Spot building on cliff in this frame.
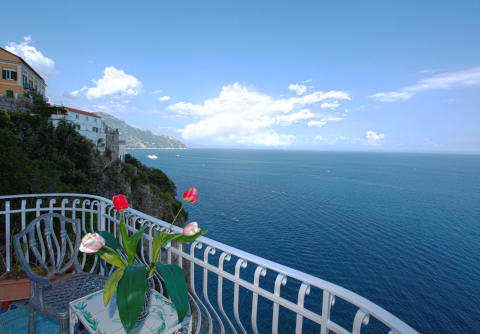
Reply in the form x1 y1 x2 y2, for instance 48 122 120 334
0 47 46 99
50 107 125 161
104 125 126 162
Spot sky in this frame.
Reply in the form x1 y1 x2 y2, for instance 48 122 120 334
2 1 479 152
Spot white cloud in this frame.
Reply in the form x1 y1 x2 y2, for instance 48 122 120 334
418 69 441 74
307 116 343 128
315 135 327 141
63 86 87 99
320 101 340 109
288 83 307 95
170 83 350 146
158 95 170 102
369 66 480 102
5 36 55 78
68 66 142 99
275 109 314 125
90 99 132 114
366 130 385 141
307 120 328 128
248 132 295 146
151 89 163 94
369 91 413 102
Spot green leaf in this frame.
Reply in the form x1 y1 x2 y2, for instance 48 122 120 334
152 232 182 263
97 230 123 253
97 248 127 268
118 213 131 255
175 230 207 243
117 264 147 334
103 267 124 306
126 226 147 264
156 263 188 322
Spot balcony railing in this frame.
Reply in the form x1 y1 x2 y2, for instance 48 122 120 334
0 194 418 334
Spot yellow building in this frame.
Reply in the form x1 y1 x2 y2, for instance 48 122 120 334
0 47 46 98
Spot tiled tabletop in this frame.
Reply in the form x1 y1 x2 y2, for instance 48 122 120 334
69 289 188 334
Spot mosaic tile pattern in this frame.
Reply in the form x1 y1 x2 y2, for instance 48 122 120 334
0 301 65 334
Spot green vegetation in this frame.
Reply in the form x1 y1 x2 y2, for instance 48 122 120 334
104 154 187 223
0 109 102 194
0 96 186 222
0 98 187 275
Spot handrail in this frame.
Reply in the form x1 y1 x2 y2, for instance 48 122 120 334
0 193 418 333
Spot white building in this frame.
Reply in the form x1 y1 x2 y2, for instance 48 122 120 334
50 107 125 160
50 107 106 152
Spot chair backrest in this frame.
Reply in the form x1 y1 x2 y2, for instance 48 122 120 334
13 213 82 285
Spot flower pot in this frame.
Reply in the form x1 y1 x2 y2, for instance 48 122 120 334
0 274 30 302
0 272 73 302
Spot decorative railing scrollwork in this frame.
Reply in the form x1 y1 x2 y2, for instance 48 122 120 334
0 193 418 334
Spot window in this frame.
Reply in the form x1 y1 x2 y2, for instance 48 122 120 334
75 114 79 119
23 75 28 88
111 135 115 141
29 80 33 89
6 90 14 98
92 127 98 133
86 116 89 120
2 69 17 81
111 146 115 151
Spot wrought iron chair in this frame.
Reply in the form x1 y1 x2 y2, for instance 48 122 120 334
13 213 108 334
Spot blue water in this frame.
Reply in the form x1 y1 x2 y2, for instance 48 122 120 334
130 149 480 333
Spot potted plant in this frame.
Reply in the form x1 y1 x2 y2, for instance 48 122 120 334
79 187 206 333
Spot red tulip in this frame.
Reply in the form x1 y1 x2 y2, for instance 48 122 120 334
112 194 129 211
182 187 198 203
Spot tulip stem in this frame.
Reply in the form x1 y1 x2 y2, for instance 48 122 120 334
168 203 184 233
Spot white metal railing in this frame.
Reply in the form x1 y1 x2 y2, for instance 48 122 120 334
0 193 418 334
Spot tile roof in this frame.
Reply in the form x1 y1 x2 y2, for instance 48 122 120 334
64 107 101 118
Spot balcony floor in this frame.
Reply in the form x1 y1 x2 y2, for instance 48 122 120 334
0 300 71 334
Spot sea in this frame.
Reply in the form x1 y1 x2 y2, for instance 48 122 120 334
129 149 480 333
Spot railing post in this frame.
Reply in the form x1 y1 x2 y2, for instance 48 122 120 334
321 290 334 334
295 283 310 334
21 200 28 262
48 198 56 213
272 274 287 334
99 200 106 231
35 199 42 217
5 201 10 273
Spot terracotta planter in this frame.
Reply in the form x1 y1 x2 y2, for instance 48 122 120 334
0 272 72 302
0 274 30 302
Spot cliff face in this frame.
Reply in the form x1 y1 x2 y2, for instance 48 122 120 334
102 157 187 225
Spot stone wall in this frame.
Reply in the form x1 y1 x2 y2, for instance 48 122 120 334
0 95 32 114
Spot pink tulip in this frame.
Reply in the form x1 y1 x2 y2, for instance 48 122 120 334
183 222 200 236
79 233 105 253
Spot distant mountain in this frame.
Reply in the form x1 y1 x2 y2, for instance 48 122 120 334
97 112 187 149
